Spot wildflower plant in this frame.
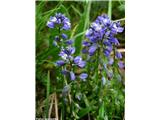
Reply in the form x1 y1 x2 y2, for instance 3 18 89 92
36 1 125 119
81 14 125 119
46 13 90 119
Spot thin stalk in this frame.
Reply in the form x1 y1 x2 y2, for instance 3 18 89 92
113 18 125 22
96 47 100 85
113 44 116 73
108 0 112 20
63 70 72 104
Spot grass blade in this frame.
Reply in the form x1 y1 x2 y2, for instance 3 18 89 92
108 0 112 19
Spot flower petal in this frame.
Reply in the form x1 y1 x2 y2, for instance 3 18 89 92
79 73 88 80
70 71 76 80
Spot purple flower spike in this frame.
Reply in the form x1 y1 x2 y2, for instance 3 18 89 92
47 13 71 30
74 56 82 64
88 44 97 56
78 61 86 68
79 73 88 80
61 33 68 39
56 60 65 66
116 51 122 59
70 71 76 80
118 61 124 69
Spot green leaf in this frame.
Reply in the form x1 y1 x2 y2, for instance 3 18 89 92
74 1 91 55
78 107 91 118
99 102 105 119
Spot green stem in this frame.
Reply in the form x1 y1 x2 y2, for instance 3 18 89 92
96 47 100 85
113 18 125 22
113 44 116 74
108 0 112 20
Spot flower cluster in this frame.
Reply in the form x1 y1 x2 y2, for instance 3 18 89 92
56 46 88 81
47 13 73 48
47 13 71 30
82 14 124 69
47 13 88 81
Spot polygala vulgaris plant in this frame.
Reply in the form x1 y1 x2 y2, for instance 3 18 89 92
46 12 125 119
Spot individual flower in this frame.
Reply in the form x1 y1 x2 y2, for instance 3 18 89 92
55 36 60 41
61 70 69 75
82 41 91 47
65 40 73 45
116 51 122 59
74 56 86 68
59 46 75 60
74 56 82 64
56 60 65 66
109 37 120 45
104 49 110 57
112 21 124 33
82 48 88 54
70 71 76 80
79 73 88 80
77 61 86 68
61 33 68 39
88 44 97 56
118 61 124 69
47 21 54 28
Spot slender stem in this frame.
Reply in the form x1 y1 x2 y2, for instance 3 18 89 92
108 0 112 20
96 46 100 85
113 18 125 22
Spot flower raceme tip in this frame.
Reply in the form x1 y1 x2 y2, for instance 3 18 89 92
47 13 71 30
